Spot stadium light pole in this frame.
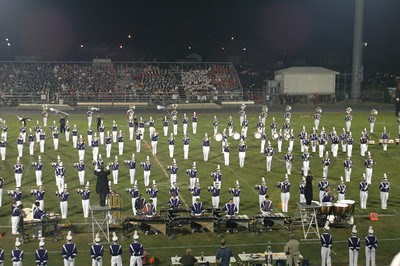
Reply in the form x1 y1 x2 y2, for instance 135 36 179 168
350 0 364 101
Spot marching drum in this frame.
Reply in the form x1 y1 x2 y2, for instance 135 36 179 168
233 132 240 140
368 140 375 145
254 132 261 139
214 133 223 142
388 139 394 144
272 133 278 139
319 202 333 215
339 200 355 215
333 203 348 217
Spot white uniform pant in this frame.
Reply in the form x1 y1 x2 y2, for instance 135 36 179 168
321 246 331 266
341 142 347 152
56 177 65 193
139 128 144 139
92 258 102 266
87 117 92 128
288 140 293 152
360 143 367 156
130 256 143 266
370 123 374 134
92 147 99 162
259 194 266 209
242 127 248 138
224 151 229 166
212 196 220 208
129 127 134 140
346 121 351 132
0 147 5 160
143 170 150 187
112 131 117 143
300 194 306 203
319 145 325 158
233 196 240 213
228 127 233 137
36 132 40 143
38 199 44 212
183 124 187 135
151 197 157 210
33 219 43 238
65 131 70 142
77 170 85 186
266 156 272 171
345 169 352 182
323 166 329 178
72 136 77 148
15 173 22 188
40 140 45 153
149 127 154 138
11 216 20 234
302 161 309 176
79 150 85 161
331 144 338 157
360 191 368 209
113 170 119 184
189 178 196 189
281 192 290 212
53 138 59 150
311 141 316 153
64 258 75 266
169 145 174 158
319 190 325 203
100 132 104 145
82 199 90 218
106 144 111 158
17 144 23 157
136 140 141 153
338 193 345 201
365 168 372 184
260 139 266 153
170 174 177 187
183 145 189 160
380 191 388 209
347 144 353 157
88 135 92 147
163 126 168 137
118 142 124 155
382 143 387 151
203 146 210 161
365 247 376 266
173 124 178 135
192 122 197 134
213 126 218 136
349 249 358 266
151 141 157 155
111 255 123 266
60 201 68 219
131 198 138 215
286 162 292 175
43 117 47 127
129 169 136 184
277 140 282 153
238 151 246 167
0 188 2 206
36 170 42 186
314 120 320 130
29 142 34 155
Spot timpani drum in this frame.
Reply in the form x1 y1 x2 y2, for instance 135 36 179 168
333 203 348 217
339 200 355 215
319 202 333 215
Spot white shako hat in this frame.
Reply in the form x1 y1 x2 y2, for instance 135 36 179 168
112 232 118 242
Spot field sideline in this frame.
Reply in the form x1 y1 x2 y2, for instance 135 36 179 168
0 103 399 265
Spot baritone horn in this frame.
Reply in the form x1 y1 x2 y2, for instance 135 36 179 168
286 105 292 112
346 107 352 114
371 109 378 116
316 107 322 113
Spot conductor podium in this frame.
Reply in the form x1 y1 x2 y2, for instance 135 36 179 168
292 202 320 240
90 205 111 242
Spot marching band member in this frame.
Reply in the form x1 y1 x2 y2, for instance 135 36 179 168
9 187 22 206
32 201 46 238
229 181 241 213
99 121 105 144
74 159 86 186
172 115 178 136
192 112 198 134
212 115 219 136
39 129 46 153
62 231 78 266
146 181 158 211
168 133 175 158
127 181 139 215
14 157 23 188
318 132 326 158
299 177 306 203
124 154 136 185
140 156 151 187
330 131 339 157
109 156 119 185
52 128 59 151
87 127 93 147
241 115 249 137
129 118 135 140
369 113 376 134
112 121 118 143
182 113 188 135
11 237 23 265
301 147 311 175
202 133 211 161
365 226 378 266
301 134 310 155
186 162 197 189
36 239 48 266
284 148 294 175
340 128 348 153
110 232 123 266
183 134 190 160
298 126 307 152
314 108 321 130
170 182 180 199
337 177 346 201
90 234 103 266
224 198 238 216
348 225 360 266
381 127 389 151
11 201 22 235
238 140 247 167
344 157 353 182
189 179 201 205
105 131 112 158
310 127 318 153
134 194 146 215
87 108 94 128
365 152 375 184
227 115 234 137
16 134 23 157
223 140 230 166
360 131 368 157
143 198 156 218
162 116 169 136
208 182 221 208
135 130 142 153
56 184 69 219
167 159 178 186
148 116 155 138
288 128 295 152
0 175 3 207
318 176 330 203
72 124 78 148
138 117 145 139
129 234 145 266
92 133 99 161
65 120 71 141
277 175 290 212
42 108 48 127
264 141 274 172
77 182 91 218
221 128 227 153
34 121 41 143
28 129 35 155
1 120 7 141
270 117 277 138
257 116 264 134
345 109 352 132
54 161 66 193
322 152 330 178
260 194 273 214
117 130 124 155
359 174 369 209
0 135 6 160
191 197 204 217
320 222 333 266
260 106 267 125
283 118 291 137
149 130 159 156
255 177 268 209
77 135 85 161
347 132 354 157
211 165 222 187
379 173 390 210
31 185 45 211
260 128 267 153
32 155 43 186
277 129 283 153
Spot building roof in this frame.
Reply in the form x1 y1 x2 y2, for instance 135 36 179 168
274 67 339 75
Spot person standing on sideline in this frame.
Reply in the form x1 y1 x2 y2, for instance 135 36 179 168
284 233 300 266
11 237 23 265
348 225 360 266
305 170 314 205
215 239 233 266
379 173 390 210
35 239 48 266
129 231 144 266
365 226 378 266
179 248 197 266
62 231 78 266
110 232 122 266
90 234 103 266
320 222 332 266
94 164 110 207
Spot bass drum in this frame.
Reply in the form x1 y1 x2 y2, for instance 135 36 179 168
254 132 261 139
214 133 222 142
233 132 240 140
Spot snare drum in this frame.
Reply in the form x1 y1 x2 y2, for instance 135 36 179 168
214 133 222 142
333 203 348 217
339 200 355 215
254 132 261 139
233 132 240 140
319 202 332 215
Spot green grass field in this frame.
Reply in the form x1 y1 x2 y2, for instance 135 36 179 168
0 104 400 265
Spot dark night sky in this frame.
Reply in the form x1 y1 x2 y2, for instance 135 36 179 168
0 0 399 75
